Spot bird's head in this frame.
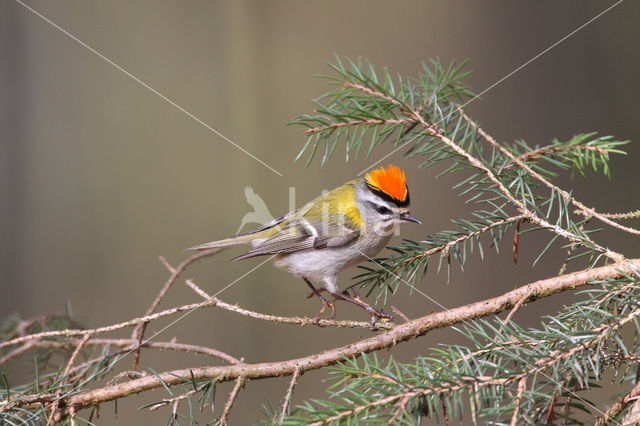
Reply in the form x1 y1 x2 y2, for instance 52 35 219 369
357 165 421 232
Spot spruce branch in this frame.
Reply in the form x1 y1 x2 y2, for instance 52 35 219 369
3 56 638 424
575 209 640 220
219 377 245 425
46 333 91 426
355 212 525 298
411 107 623 262
457 107 638 237
594 376 640 425
0 338 242 368
516 144 609 163
280 367 301 424
0 290 382 353
183 278 392 330
5 258 634 421
131 249 222 370
290 275 640 423
510 376 527 426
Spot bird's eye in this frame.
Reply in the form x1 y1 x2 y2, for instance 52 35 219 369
375 205 392 215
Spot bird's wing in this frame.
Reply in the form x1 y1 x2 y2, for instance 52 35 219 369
233 210 296 238
231 217 359 261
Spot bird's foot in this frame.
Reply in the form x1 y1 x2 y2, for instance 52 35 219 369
330 288 392 330
351 288 392 325
314 295 336 323
302 278 337 323
366 308 392 331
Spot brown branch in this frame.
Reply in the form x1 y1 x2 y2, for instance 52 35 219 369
0 341 41 366
47 333 92 425
0 301 216 350
0 338 241 368
148 388 198 412
4 313 81 341
219 377 245 425
391 215 526 274
515 144 609 162
594 379 640 426
504 295 527 325
304 117 412 134
575 208 640 220
457 106 640 238
510 377 527 426
341 81 404 107
440 393 450 426
131 250 221 370
184 279 393 330
621 399 640 425
311 392 409 426
562 384 578 426
1 298 376 353
407 106 624 262
388 394 411 424
30 257 639 420
0 284 387 357
280 367 301 424
316 338 623 426
390 305 410 323
558 218 589 276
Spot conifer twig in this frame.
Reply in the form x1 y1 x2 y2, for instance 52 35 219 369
515 144 608 162
280 367 301 424
219 377 245 425
184 279 393 330
131 249 221 370
47 333 92 425
575 209 640 220
594 379 640 426
397 104 624 262
456 105 640 238
0 301 216 350
510 377 527 426
304 117 412 134
1 294 382 355
0 338 241 367
24 257 639 420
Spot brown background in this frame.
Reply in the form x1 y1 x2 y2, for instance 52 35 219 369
1 1 640 424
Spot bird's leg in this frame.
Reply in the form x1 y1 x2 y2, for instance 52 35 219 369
350 287 362 300
328 290 392 330
303 278 336 321
306 287 327 299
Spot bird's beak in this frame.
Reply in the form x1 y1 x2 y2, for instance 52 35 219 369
399 212 422 224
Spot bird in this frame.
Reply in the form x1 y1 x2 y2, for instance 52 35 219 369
188 164 421 327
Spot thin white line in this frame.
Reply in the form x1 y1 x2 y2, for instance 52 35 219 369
13 0 283 177
357 250 618 424
358 0 624 176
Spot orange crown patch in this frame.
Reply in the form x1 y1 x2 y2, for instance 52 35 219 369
365 165 409 205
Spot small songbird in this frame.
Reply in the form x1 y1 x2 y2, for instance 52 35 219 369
188 164 421 327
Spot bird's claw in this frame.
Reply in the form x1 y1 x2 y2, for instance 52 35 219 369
366 306 392 331
314 297 336 323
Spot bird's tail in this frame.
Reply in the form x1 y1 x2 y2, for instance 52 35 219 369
186 233 257 252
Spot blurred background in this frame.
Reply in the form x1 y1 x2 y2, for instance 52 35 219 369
1 1 639 423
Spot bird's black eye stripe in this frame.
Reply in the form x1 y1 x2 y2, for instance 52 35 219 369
375 205 392 215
